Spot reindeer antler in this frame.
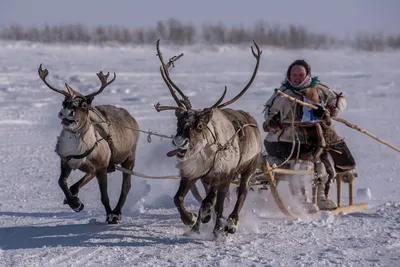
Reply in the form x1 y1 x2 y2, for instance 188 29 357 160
85 71 116 99
159 64 184 109
217 41 262 108
64 83 86 99
210 86 228 109
38 64 70 98
154 102 187 112
156 39 192 110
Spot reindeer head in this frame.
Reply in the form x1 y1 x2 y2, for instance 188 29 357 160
161 93 225 162
154 40 262 162
38 64 116 132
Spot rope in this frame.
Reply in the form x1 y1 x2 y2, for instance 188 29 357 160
89 107 174 142
273 104 298 169
115 165 180 179
195 123 259 179
217 123 259 151
263 104 299 175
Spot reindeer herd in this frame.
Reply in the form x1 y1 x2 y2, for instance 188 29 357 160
38 40 264 238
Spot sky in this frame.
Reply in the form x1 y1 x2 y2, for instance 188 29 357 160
0 0 399 38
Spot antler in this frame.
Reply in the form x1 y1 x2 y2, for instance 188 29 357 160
159 64 184 109
217 41 262 108
38 64 70 98
85 71 116 99
65 83 86 99
210 86 227 109
156 39 192 109
154 102 186 112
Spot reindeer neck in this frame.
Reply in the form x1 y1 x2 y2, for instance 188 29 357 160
56 117 100 159
72 116 93 138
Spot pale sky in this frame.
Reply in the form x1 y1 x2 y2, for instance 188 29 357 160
0 0 398 38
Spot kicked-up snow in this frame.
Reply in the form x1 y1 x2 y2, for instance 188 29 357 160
0 42 399 266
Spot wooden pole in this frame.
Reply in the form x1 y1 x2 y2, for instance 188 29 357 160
274 89 400 153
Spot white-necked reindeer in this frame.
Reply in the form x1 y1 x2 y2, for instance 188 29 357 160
154 41 263 237
38 65 139 224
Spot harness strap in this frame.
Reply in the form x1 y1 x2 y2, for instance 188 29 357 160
88 107 117 172
200 123 259 179
63 108 114 166
65 136 105 163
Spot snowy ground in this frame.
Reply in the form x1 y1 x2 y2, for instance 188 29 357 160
0 41 399 267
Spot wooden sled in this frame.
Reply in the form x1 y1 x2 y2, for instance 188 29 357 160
262 160 369 217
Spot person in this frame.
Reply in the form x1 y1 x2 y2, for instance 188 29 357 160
262 59 356 212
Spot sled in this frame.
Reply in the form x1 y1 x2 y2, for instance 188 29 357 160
246 157 369 217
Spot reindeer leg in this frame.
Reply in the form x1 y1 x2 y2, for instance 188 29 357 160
213 185 229 239
111 157 135 224
95 169 113 223
70 173 96 196
226 167 254 234
63 173 95 205
199 187 217 224
174 178 198 226
190 187 217 234
58 163 84 212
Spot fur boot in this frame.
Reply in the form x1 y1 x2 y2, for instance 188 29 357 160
315 156 337 210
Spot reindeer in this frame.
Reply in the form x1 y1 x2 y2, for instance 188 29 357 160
154 40 262 237
38 65 139 224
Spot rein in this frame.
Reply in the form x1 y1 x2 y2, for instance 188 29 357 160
199 122 259 179
265 96 300 170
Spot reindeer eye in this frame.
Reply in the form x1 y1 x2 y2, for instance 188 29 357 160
197 123 203 131
81 102 88 109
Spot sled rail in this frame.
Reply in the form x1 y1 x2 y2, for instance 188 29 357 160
260 160 368 217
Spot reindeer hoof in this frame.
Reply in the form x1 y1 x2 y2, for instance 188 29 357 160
63 194 77 205
225 217 239 234
67 197 84 212
106 214 121 224
303 202 320 214
200 206 212 224
202 215 211 224
73 203 84 212
181 212 197 226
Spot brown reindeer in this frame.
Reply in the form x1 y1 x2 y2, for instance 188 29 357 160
38 65 139 224
154 40 262 237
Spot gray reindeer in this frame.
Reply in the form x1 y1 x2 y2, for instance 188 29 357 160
154 41 263 237
38 65 139 224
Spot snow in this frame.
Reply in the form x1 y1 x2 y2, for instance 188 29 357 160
0 41 400 266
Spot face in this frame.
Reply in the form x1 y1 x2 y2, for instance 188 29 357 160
289 65 307 86
166 109 213 161
58 97 89 131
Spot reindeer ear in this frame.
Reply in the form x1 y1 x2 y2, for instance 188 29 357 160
199 108 213 125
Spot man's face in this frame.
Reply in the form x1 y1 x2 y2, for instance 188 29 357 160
289 65 307 85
